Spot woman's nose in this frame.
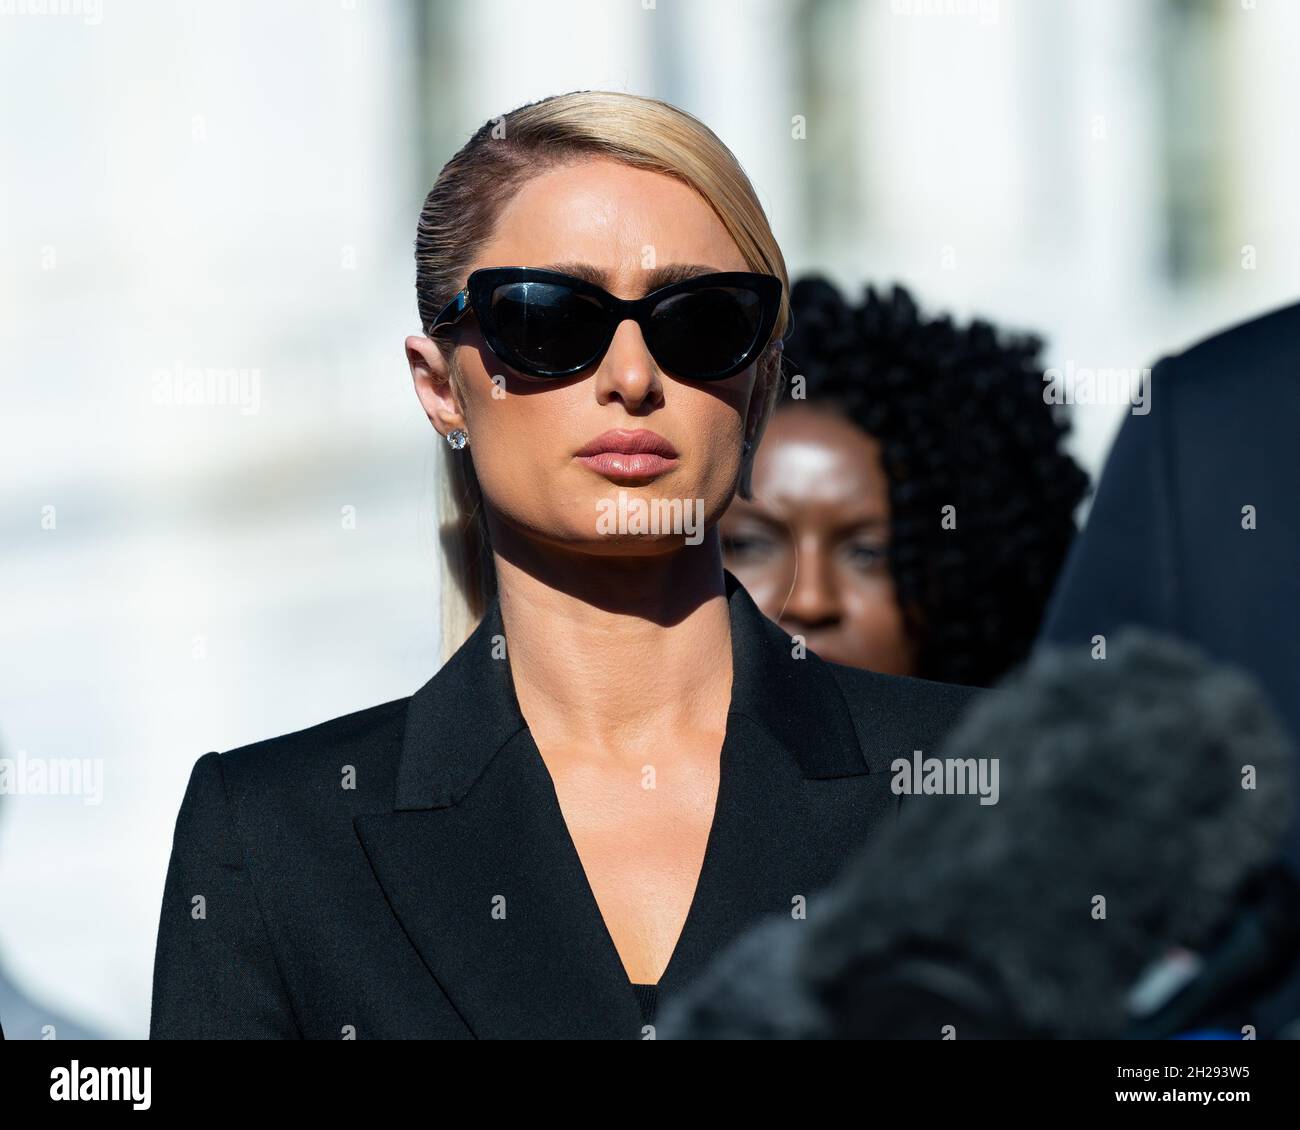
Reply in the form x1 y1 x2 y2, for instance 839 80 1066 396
781 546 842 628
594 320 662 410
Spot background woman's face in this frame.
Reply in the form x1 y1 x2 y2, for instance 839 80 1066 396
719 403 917 675
423 157 771 561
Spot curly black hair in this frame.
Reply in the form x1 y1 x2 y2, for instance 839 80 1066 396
781 277 1090 687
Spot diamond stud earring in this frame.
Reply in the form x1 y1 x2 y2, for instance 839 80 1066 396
742 439 753 457
446 429 469 450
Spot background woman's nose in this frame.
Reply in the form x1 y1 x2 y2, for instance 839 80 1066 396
780 546 842 629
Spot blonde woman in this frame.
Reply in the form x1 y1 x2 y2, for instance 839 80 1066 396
150 90 979 1040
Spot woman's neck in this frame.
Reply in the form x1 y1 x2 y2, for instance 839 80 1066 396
490 544 735 761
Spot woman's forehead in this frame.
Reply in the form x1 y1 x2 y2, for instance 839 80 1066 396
480 158 746 273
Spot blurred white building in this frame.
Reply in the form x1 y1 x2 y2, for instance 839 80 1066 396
1 0 1297 1037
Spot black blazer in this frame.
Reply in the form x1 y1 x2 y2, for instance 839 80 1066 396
1041 300 1300 857
150 570 977 1039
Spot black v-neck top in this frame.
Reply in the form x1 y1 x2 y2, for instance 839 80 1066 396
630 982 659 1026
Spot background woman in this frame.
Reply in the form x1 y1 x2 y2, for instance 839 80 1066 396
721 277 1090 687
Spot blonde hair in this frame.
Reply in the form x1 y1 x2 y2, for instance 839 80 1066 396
416 90 791 663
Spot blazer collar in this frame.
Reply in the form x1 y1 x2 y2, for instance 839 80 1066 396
394 568 867 812
355 569 877 1038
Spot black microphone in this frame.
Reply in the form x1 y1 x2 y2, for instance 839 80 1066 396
657 630 1297 1039
1123 861 1300 1039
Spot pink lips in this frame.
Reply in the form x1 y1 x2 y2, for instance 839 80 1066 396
575 428 680 480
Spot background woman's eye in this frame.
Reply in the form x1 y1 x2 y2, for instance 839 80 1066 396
844 541 890 571
722 532 777 562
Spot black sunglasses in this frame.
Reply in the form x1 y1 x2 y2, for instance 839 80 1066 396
429 267 783 382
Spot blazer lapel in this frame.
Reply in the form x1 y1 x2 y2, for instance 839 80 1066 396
354 570 878 1039
353 591 641 1039
651 571 889 1002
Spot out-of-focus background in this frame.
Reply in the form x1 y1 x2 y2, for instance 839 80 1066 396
1 0 1297 1039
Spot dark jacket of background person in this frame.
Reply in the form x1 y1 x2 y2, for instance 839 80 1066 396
149 570 977 1039
1040 300 1300 1036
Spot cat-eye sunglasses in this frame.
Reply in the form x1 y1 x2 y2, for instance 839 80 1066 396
429 266 784 383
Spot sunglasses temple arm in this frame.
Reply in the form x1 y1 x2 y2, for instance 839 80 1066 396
429 288 470 336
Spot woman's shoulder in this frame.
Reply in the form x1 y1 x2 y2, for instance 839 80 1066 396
188 695 412 818
822 659 982 749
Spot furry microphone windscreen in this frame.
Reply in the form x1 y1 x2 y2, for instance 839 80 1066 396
657 629 1296 1040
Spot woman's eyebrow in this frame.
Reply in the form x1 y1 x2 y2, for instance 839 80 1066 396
642 263 725 290
837 517 889 536
539 262 724 293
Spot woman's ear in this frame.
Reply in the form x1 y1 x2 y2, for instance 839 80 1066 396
406 335 466 439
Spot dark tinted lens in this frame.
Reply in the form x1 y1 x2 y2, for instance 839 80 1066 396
646 286 765 378
486 281 610 374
